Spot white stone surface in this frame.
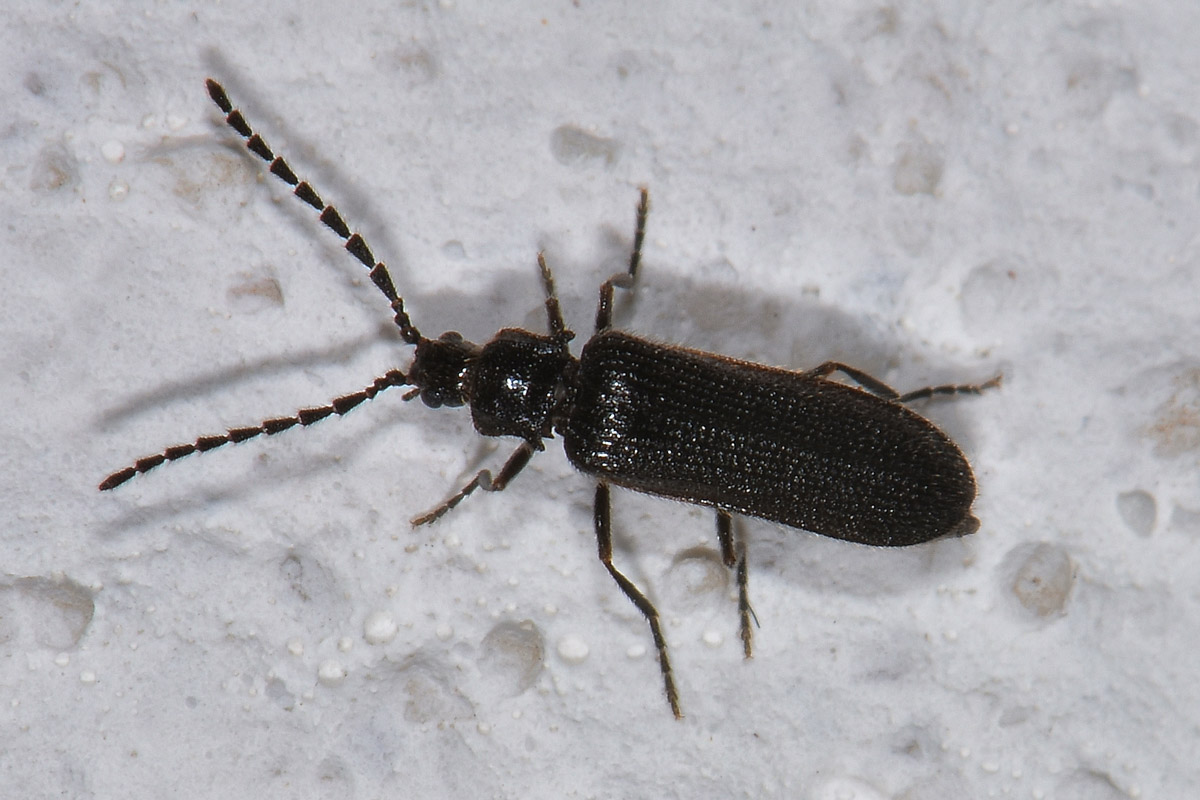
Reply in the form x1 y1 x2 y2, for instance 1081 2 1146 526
2 1 1198 797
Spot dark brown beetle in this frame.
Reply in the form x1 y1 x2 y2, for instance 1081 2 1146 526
102 79 998 717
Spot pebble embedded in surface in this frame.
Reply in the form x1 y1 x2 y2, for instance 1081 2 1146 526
809 776 886 800
0 575 95 650
1005 542 1075 617
664 547 729 613
317 660 347 686
1116 490 1156 537
363 611 399 645
550 124 621 166
480 620 545 696
556 634 589 665
892 142 944 196
100 140 125 163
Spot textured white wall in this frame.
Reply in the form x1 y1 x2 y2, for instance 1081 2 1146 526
3 2 1198 797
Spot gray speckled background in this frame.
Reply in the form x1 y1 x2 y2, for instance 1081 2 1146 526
3 2 1198 797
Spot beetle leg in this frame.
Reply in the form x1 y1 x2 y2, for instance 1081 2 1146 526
411 441 535 526
808 362 1002 405
737 536 759 654
805 362 901 399
595 481 681 719
897 374 1002 403
716 510 736 567
717 511 755 659
595 187 650 333
536 253 573 345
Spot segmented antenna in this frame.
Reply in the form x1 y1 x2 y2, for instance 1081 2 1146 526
204 78 422 346
100 80 428 492
99 371 409 490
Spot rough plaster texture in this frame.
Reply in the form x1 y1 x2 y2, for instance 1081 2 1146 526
3 2 1199 797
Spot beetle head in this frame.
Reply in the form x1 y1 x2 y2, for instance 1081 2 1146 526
408 331 481 408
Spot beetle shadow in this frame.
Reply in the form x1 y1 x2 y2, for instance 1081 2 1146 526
95 323 400 428
748 524 975 597
98 222 991 511
92 385 449 541
197 56 414 291
95 168 995 575
539 220 994 595
543 218 994 448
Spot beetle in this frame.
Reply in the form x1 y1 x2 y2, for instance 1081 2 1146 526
101 78 999 718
